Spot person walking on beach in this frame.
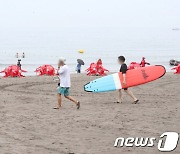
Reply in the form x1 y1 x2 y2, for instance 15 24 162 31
54 57 80 109
76 59 84 73
76 63 81 73
115 56 139 104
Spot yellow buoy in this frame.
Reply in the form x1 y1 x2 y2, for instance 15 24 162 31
78 49 85 53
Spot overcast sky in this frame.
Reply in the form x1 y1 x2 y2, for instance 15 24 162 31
0 0 180 28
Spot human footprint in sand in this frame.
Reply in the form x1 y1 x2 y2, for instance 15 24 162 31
115 56 139 104
54 57 80 109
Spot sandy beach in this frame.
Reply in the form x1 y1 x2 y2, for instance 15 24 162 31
0 73 179 154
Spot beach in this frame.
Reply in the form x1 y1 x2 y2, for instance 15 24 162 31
0 73 179 154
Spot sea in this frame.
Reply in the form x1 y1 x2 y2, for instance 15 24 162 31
0 27 179 76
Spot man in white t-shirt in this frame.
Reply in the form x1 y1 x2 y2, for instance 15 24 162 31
54 57 80 109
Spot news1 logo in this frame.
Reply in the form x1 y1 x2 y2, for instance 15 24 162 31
114 132 179 152
158 132 179 152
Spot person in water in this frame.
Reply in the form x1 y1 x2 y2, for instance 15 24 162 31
16 53 19 58
54 57 80 109
17 59 21 69
116 56 139 104
22 52 25 58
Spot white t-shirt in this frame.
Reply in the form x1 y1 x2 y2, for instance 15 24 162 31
58 65 71 87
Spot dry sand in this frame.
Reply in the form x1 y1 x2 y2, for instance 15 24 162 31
0 73 179 154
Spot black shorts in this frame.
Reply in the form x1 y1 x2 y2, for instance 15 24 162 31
123 88 128 90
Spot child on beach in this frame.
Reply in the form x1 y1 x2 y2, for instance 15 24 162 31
54 57 80 109
115 56 139 104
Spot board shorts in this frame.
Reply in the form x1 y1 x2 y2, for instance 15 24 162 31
58 87 70 96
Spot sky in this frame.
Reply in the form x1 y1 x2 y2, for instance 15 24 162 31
0 0 180 29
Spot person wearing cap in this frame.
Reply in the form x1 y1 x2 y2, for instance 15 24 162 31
54 57 80 109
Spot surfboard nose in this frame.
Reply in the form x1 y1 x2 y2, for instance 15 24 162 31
84 82 93 92
84 75 117 92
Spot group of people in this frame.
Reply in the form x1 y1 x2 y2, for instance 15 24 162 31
13 55 143 109
16 52 25 70
54 56 139 110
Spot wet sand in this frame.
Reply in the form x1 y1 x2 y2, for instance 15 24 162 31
0 73 179 154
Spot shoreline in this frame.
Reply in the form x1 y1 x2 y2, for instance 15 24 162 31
0 71 176 78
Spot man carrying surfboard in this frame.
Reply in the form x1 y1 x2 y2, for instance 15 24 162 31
54 57 80 109
116 56 139 104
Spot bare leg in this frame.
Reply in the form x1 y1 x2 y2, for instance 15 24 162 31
65 96 80 109
54 94 62 109
124 89 138 101
117 89 122 103
65 96 78 105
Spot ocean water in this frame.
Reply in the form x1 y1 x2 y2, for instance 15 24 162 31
0 27 179 76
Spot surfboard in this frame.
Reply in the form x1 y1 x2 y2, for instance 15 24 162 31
84 65 166 92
